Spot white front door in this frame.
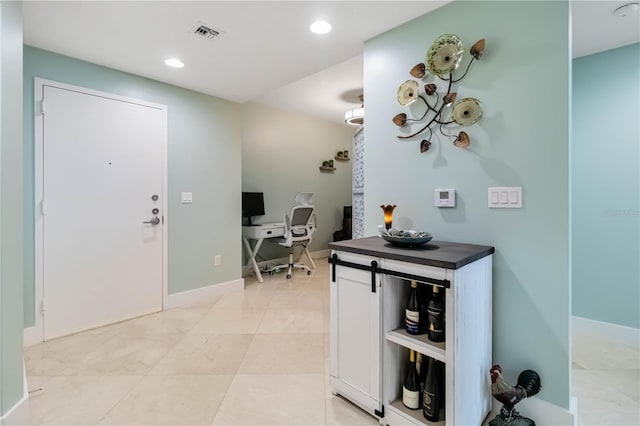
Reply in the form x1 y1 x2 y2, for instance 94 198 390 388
39 82 166 340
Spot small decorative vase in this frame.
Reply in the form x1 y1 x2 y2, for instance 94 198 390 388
380 204 397 230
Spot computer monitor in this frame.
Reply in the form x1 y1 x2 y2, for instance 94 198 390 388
242 192 265 225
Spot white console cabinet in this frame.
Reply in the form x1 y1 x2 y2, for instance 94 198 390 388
328 237 494 426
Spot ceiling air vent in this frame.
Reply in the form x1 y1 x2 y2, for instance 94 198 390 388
191 22 225 40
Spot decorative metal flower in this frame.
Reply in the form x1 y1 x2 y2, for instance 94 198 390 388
454 131 471 148
443 92 457 106
397 80 419 106
470 39 486 59
420 140 432 153
392 113 407 127
392 34 486 154
451 98 483 126
410 63 426 78
426 34 463 77
424 84 437 96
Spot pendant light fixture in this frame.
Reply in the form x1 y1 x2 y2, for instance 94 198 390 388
345 94 364 126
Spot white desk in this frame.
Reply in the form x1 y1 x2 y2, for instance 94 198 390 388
242 222 285 283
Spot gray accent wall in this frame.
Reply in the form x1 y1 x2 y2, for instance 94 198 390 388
364 1 571 408
1 0 25 416
572 43 640 329
241 102 353 262
23 46 241 328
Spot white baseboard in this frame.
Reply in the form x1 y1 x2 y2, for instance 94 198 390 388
483 396 576 426
23 325 43 348
166 278 244 309
573 315 640 348
311 249 330 259
0 362 30 426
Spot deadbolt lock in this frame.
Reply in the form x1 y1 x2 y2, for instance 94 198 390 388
151 194 159 201
152 208 159 215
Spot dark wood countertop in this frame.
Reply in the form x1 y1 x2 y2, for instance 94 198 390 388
328 236 494 270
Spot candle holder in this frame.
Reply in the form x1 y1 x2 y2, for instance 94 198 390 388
380 204 397 230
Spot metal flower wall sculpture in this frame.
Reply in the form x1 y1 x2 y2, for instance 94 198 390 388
393 34 486 153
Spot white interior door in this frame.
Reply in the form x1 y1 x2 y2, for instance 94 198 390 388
41 83 165 340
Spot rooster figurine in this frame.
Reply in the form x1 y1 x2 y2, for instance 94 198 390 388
489 364 541 426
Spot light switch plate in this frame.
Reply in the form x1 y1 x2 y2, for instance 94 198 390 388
181 192 193 204
488 187 522 208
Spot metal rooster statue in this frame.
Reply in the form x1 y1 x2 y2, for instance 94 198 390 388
489 364 541 426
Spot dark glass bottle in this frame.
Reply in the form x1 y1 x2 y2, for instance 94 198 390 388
422 356 441 421
427 285 445 342
405 281 420 335
402 349 421 410
417 282 428 334
438 361 446 412
417 352 427 405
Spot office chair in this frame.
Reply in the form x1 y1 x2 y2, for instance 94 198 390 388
269 202 317 279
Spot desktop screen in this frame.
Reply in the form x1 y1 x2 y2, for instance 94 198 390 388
242 192 265 225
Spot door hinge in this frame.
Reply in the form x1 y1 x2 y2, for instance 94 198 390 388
40 299 45 316
41 200 46 215
41 100 45 115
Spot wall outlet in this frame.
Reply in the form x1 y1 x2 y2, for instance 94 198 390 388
214 255 221 266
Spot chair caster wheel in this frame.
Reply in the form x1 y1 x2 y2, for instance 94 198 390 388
307 271 311 275
286 274 292 279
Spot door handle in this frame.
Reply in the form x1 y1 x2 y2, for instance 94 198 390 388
143 216 160 225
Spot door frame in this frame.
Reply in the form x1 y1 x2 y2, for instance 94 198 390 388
33 77 169 343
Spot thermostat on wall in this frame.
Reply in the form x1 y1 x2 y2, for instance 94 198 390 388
434 189 456 207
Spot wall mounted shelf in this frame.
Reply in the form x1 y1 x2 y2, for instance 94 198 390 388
335 150 349 161
319 166 336 172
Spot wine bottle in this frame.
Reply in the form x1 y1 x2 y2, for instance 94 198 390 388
423 356 441 421
438 361 446 412
427 285 445 342
417 352 427 405
418 282 428 334
405 281 420 335
402 350 421 410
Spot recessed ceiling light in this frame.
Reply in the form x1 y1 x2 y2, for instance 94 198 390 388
310 20 332 35
164 58 184 68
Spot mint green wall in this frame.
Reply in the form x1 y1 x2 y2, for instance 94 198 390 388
241 102 352 261
1 1 25 415
364 1 570 408
23 47 241 327
572 43 640 329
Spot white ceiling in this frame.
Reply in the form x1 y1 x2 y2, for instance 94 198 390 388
572 1 640 58
22 1 639 125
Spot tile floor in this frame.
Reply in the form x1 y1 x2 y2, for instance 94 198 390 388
25 260 639 425
572 334 639 425
25 260 377 426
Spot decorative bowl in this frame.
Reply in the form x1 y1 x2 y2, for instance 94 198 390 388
381 229 433 247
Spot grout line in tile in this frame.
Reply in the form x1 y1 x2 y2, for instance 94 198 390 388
95 374 146 425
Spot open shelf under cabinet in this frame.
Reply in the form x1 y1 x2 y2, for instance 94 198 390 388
387 400 445 426
385 328 446 363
